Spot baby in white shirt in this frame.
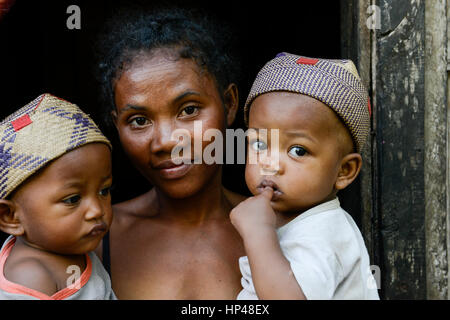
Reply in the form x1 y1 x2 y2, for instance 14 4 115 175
230 53 380 300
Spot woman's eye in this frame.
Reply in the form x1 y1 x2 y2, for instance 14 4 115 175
62 195 81 205
129 116 150 127
288 146 307 157
179 106 199 117
251 140 267 152
99 186 111 197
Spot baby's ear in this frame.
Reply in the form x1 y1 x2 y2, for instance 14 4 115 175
0 200 24 236
335 153 363 190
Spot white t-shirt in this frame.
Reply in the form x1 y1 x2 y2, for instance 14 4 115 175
237 198 380 300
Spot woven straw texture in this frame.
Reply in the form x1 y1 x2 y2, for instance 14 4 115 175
0 93 111 199
244 52 371 152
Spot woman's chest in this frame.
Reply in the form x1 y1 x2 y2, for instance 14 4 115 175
110 221 245 299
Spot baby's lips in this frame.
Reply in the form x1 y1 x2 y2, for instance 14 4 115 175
256 185 282 202
257 179 281 192
257 186 274 196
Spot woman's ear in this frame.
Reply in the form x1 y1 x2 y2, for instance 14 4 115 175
223 83 239 126
335 153 363 190
0 200 24 236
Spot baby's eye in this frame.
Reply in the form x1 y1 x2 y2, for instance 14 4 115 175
129 116 150 127
99 186 111 197
179 106 199 117
62 195 81 205
288 146 307 158
251 140 268 152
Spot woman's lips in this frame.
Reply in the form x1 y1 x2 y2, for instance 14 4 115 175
257 179 283 201
153 159 193 180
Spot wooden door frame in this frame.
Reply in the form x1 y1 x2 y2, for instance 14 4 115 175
341 0 449 300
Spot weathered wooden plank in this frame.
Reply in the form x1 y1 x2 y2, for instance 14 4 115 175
424 0 448 300
376 0 426 299
340 1 381 295
340 0 378 267
356 0 378 274
446 0 450 301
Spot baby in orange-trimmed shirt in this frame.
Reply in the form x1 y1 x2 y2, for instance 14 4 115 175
0 94 116 299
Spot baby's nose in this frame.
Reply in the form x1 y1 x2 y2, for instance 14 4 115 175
259 153 281 176
85 198 105 220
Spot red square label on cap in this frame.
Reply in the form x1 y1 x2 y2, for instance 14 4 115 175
296 57 319 65
11 114 32 131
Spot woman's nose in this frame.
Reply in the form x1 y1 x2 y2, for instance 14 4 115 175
149 121 178 154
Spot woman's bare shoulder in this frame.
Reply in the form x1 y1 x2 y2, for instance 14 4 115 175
112 189 158 218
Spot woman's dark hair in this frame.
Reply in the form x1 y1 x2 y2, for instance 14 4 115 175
95 5 240 127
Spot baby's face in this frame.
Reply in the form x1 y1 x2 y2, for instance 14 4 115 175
246 92 352 214
12 143 113 255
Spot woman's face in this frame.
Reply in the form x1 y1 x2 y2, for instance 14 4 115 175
113 50 237 198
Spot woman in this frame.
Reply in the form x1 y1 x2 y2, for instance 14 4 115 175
95 7 247 299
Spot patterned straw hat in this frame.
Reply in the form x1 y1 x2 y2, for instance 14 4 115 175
0 93 111 199
244 52 371 152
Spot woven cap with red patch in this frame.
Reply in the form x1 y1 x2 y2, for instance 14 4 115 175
244 52 371 152
0 94 111 199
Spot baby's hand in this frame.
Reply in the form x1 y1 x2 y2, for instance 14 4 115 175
230 187 276 239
